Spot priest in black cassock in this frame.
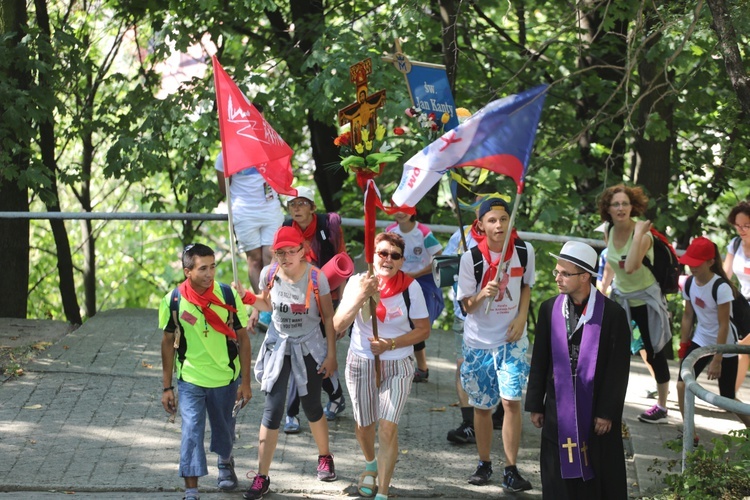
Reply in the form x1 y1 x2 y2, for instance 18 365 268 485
526 241 630 500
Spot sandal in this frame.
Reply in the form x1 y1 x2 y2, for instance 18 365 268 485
358 469 377 497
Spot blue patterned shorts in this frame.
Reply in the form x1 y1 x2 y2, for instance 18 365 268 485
460 337 530 409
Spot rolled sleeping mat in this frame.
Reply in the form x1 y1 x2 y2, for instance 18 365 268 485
321 253 355 290
432 255 461 288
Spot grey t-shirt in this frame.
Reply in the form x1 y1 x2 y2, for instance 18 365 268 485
260 263 330 338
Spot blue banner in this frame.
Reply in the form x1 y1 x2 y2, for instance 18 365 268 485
405 64 459 132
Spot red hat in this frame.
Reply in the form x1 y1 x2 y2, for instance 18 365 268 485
272 226 304 250
678 236 717 267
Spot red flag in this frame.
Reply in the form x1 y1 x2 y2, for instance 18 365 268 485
213 56 296 196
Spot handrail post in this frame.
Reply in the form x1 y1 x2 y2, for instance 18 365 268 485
681 385 695 472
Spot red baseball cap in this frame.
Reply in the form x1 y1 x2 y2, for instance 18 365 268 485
678 236 717 267
272 226 304 250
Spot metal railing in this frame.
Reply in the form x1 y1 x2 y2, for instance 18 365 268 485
679 343 750 471
0 212 606 247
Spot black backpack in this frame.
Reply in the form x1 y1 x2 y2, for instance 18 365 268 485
642 228 682 295
685 276 750 341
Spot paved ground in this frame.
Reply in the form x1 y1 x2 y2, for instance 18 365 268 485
1 309 748 499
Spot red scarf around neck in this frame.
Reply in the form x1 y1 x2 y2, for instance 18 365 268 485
470 220 486 245
376 271 414 322
178 279 237 339
292 213 318 262
478 229 518 288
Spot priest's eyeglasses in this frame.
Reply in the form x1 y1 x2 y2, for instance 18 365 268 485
552 269 586 279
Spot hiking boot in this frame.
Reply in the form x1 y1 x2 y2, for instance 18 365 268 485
502 467 532 492
243 474 270 500
468 460 492 485
324 396 346 421
447 421 476 444
283 415 300 434
317 454 337 481
638 404 668 424
413 367 429 383
217 458 238 491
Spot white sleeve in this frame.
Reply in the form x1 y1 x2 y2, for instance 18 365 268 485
406 281 429 319
716 281 734 305
456 251 479 301
523 242 536 287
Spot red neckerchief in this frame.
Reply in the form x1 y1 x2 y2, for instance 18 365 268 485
470 220 486 245
478 229 518 288
293 214 318 262
178 279 237 339
376 271 414 322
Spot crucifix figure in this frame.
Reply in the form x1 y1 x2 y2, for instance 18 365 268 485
562 437 578 463
338 57 386 146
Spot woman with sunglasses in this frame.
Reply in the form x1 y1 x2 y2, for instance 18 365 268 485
333 232 431 500
722 201 750 393
240 225 338 500
598 184 672 425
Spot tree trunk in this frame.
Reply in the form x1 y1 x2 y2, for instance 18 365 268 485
633 13 675 216
0 0 31 318
35 0 82 324
438 0 458 93
706 0 750 116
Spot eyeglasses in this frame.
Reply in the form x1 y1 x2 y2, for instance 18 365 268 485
609 202 631 209
376 250 403 260
275 247 302 258
288 200 311 208
734 224 750 232
552 269 587 278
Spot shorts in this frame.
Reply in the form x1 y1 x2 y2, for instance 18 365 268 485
233 210 284 253
460 337 530 409
345 351 413 426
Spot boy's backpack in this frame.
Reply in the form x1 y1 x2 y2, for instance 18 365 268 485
685 276 750 341
169 282 238 350
642 228 682 295
458 238 528 316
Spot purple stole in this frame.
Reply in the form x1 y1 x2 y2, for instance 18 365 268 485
550 291 604 480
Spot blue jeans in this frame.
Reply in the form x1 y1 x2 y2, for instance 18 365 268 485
177 378 239 478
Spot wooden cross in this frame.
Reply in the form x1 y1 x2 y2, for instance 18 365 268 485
562 437 578 463
580 441 589 466
338 57 386 147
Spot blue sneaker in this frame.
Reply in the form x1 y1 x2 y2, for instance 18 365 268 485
284 415 300 434
324 396 346 421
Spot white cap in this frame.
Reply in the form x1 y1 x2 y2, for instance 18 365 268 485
549 241 598 275
289 186 315 206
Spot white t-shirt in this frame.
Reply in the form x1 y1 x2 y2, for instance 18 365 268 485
456 242 536 349
260 264 330 338
683 274 737 355
728 237 750 299
386 222 442 274
215 152 281 216
346 275 428 360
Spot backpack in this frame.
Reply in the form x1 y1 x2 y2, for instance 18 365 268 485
266 262 325 323
458 238 529 315
685 276 750 341
731 236 741 255
642 228 682 295
169 282 239 356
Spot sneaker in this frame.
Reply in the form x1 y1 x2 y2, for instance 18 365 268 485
183 494 199 500
243 474 270 500
447 421 476 444
284 415 300 434
317 454 337 482
468 460 492 485
324 396 346 421
502 467 532 492
413 367 429 383
676 430 700 448
638 404 668 424
644 388 658 399
217 458 238 490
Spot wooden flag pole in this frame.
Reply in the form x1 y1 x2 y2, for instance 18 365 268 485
367 263 381 388
484 193 523 314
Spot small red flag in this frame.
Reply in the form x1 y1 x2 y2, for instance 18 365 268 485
212 56 296 196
